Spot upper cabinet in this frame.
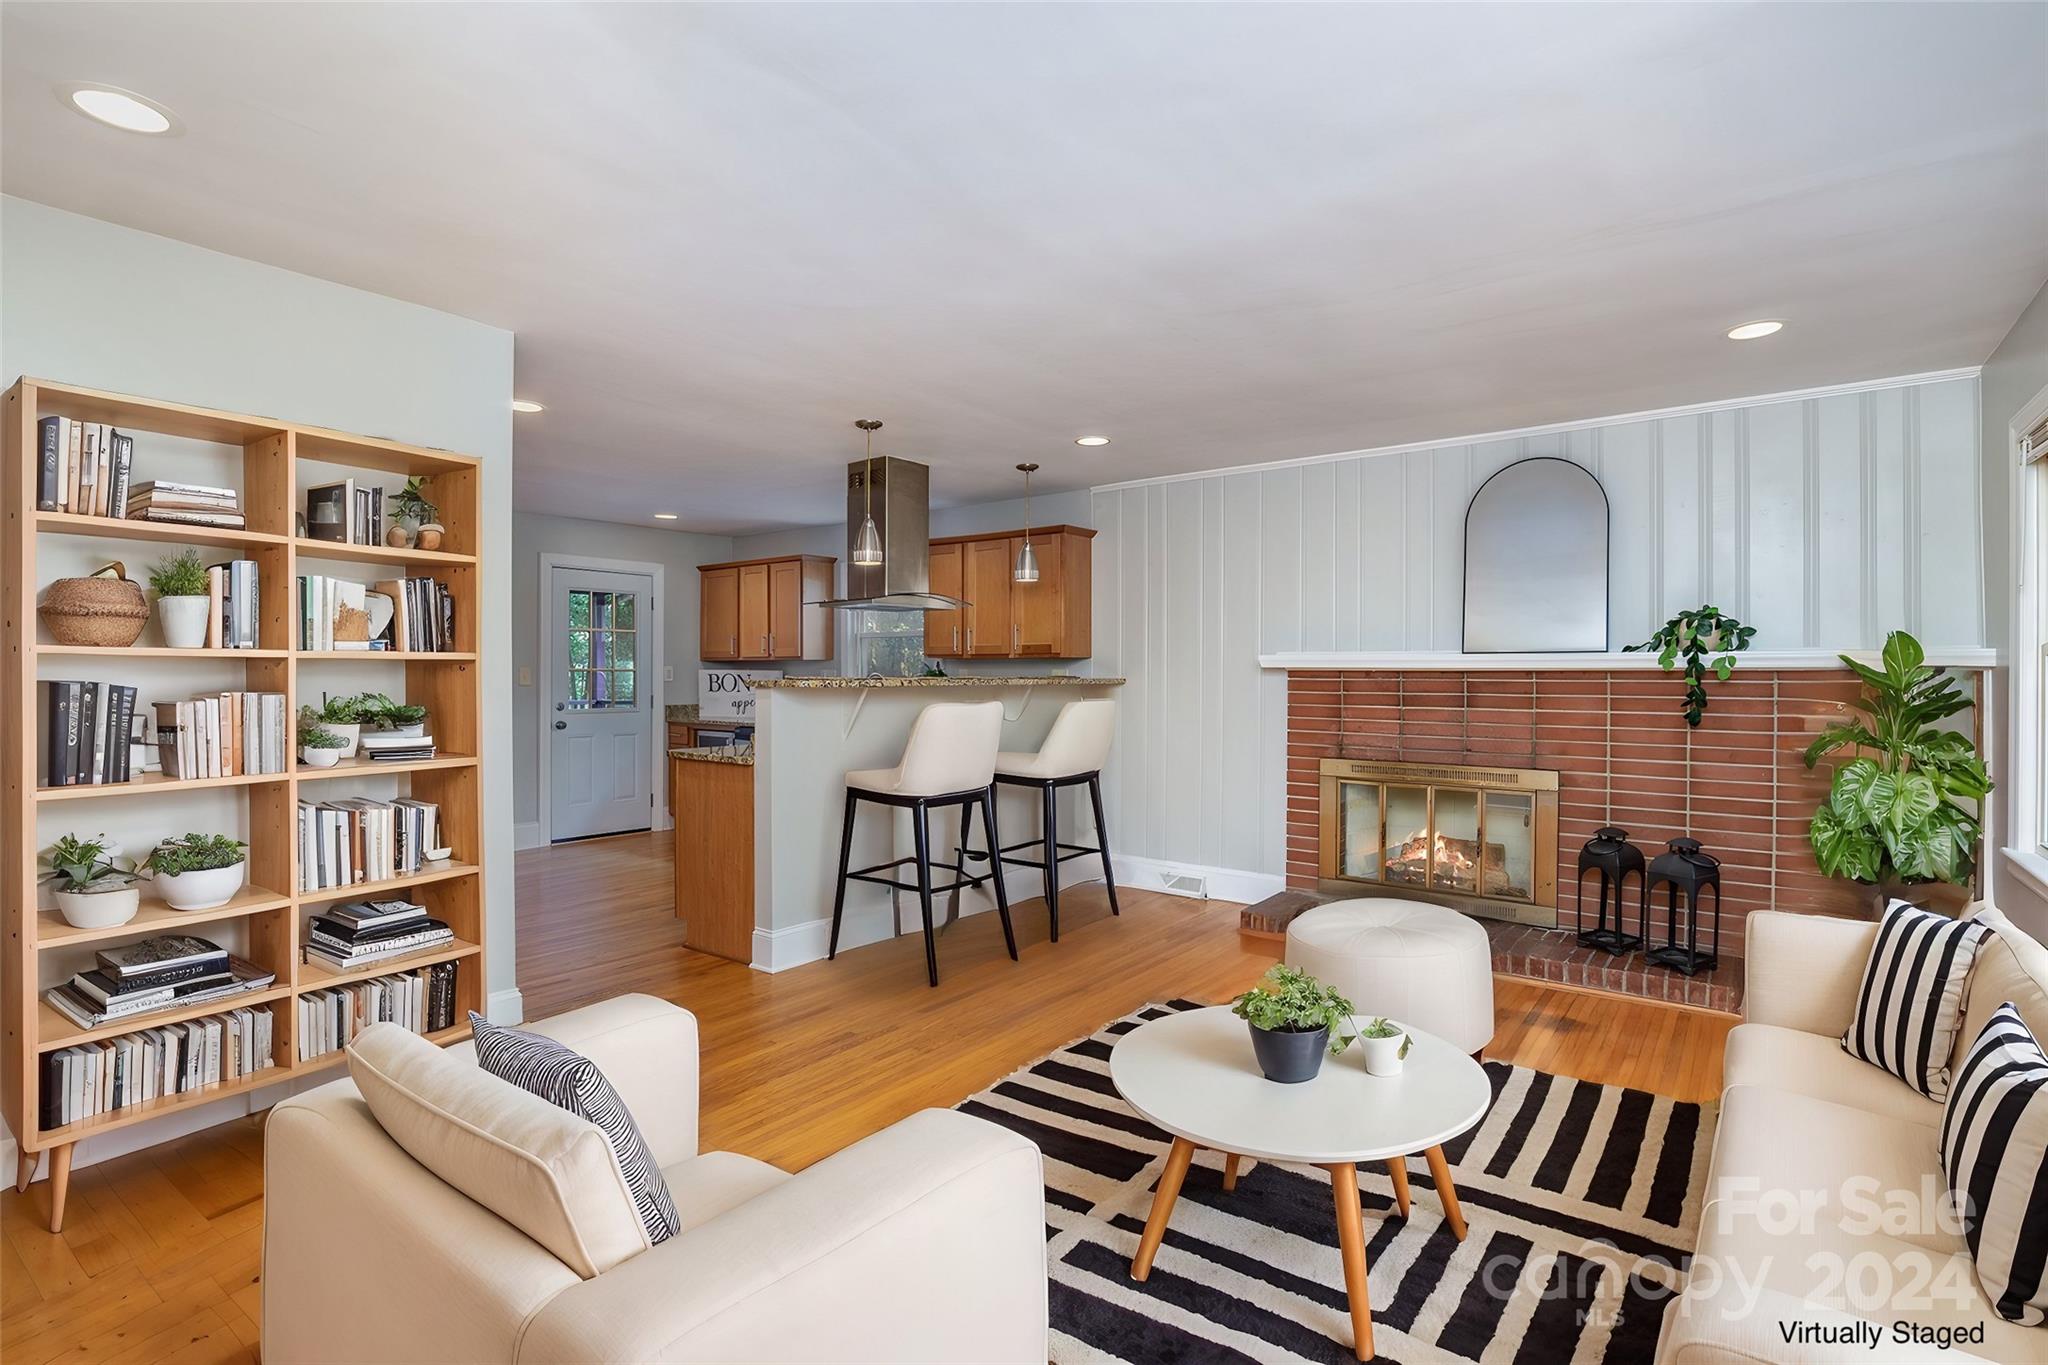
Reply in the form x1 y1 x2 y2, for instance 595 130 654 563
699 555 835 662
925 526 1093 660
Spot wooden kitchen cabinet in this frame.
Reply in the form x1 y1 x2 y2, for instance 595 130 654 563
698 554 836 662
924 525 1093 660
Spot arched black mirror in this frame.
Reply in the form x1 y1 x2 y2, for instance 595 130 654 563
1463 457 1608 652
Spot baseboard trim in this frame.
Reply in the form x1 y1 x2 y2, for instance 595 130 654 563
1112 854 1284 905
486 987 526 1025
750 888 1019 973
513 822 545 851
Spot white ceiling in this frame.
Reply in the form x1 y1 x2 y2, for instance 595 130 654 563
4 3 2045 534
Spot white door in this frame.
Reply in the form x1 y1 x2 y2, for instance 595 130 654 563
550 567 653 841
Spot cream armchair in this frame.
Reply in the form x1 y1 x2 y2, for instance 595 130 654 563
262 994 1049 1363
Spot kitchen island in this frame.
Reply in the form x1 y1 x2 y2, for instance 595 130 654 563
747 675 1125 970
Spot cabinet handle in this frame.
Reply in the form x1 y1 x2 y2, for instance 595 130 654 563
953 625 960 651
730 635 737 654
966 626 973 651
768 633 776 655
1013 623 1020 651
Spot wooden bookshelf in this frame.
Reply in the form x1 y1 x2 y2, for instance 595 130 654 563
3 376 489 1232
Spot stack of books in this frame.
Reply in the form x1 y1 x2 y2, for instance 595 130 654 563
126 479 245 529
359 731 436 763
296 797 440 891
297 574 382 651
298 961 459 1060
39 680 140 786
203 559 262 649
376 576 456 652
43 935 277 1031
304 478 386 547
303 899 453 972
39 1003 274 1128
34 418 135 518
154 693 289 779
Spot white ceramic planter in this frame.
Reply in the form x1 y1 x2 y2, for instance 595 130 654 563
319 723 362 757
1361 1030 1409 1078
158 595 210 649
54 883 140 930
300 746 343 768
156 862 245 911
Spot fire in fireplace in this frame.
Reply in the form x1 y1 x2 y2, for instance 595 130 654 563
1318 758 1560 925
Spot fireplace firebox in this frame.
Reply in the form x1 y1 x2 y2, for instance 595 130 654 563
1317 758 1560 926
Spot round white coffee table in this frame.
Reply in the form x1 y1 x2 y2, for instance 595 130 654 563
1110 1006 1492 1362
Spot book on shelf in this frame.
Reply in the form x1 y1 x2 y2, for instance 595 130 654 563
296 574 379 650
39 680 139 787
304 910 454 971
35 418 133 518
372 576 457 652
126 478 245 528
297 961 458 1061
153 692 288 779
38 1004 273 1131
99 934 229 979
296 797 440 891
44 952 275 1031
197 559 262 649
358 731 437 763
304 479 386 548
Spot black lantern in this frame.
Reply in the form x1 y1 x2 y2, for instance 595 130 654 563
1575 826 1645 954
1644 838 1721 975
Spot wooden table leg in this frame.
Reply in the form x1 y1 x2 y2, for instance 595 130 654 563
1384 1157 1410 1217
1423 1144 1466 1241
46 1143 73 1234
1222 1152 1242 1192
1132 1137 1196 1281
15 1148 35 1193
1327 1163 1375 1362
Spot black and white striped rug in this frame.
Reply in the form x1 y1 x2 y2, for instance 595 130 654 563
957 1001 1717 1364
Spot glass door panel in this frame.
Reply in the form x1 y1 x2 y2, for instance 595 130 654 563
1432 788 1480 894
1339 783 1382 881
1384 786 1429 888
1482 791 1535 901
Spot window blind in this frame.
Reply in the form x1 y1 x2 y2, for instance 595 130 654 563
2025 412 2048 464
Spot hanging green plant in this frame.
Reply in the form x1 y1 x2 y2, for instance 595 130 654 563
1624 604 1756 726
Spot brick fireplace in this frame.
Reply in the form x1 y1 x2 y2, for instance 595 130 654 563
1284 667 1894 967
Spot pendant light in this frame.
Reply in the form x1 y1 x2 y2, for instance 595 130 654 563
1014 462 1041 583
852 419 884 567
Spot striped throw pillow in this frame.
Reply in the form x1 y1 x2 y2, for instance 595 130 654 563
470 1014 682 1247
1842 900 1991 1099
1940 1002 2048 1324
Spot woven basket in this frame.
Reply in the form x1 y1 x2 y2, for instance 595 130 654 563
39 562 149 648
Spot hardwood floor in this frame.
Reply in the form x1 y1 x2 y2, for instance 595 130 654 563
1 830 1734 1361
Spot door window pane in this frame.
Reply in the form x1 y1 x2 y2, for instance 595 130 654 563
562 587 642 710
568 591 591 628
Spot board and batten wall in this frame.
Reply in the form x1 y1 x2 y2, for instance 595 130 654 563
1088 370 1986 891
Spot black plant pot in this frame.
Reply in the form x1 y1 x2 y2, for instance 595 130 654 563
1248 1021 1329 1084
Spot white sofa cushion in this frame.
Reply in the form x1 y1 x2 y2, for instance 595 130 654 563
1955 907 2048 1077
1940 1003 2048 1325
347 1022 650 1279
661 1150 789 1234
1724 1023 1942 1128
1843 900 1993 1100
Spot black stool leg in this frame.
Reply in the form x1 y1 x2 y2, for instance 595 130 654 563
982 790 1017 960
1041 780 1062 943
1088 774 1120 916
913 799 939 987
828 790 858 961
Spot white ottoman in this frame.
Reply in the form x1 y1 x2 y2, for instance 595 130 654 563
1284 899 1495 1057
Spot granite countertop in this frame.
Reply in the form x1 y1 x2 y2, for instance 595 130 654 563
669 745 754 766
749 675 1125 690
665 703 701 723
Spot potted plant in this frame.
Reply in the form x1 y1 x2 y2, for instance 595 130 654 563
301 694 377 756
391 476 442 551
144 833 248 911
366 693 428 738
1625 604 1756 727
1805 630 1990 915
1357 1017 1413 1077
1230 964 1356 1084
148 548 212 649
42 834 140 930
299 715 351 768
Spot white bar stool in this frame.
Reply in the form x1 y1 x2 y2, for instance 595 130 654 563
829 700 1015 987
968 697 1118 942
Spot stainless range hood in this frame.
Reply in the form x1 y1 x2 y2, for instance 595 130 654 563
815 454 970 612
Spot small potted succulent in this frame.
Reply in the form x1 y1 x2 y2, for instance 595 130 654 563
144 833 248 911
42 834 140 929
1357 1017 1413 1077
299 714 351 768
391 476 442 551
367 693 428 738
300 694 377 756
149 547 212 649
1230 964 1356 1084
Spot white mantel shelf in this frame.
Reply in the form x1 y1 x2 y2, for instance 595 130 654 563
1259 649 2002 672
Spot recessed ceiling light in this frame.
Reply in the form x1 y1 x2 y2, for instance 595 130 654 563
1075 436 1111 447
1726 320 1785 341
654 513 678 520
60 84 178 135
511 399 545 413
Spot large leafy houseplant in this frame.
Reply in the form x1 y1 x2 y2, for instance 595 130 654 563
1625 604 1756 726
1804 631 1990 887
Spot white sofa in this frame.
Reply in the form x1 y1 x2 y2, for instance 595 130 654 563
262 994 1049 1362
1656 907 2048 1364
